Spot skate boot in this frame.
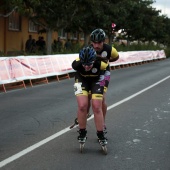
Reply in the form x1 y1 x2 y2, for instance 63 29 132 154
97 131 108 155
77 129 87 153
97 126 107 140
103 125 107 135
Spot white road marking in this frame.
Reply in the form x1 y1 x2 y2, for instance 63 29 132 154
0 75 170 168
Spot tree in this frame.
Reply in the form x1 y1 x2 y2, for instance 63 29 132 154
2 0 170 53
4 0 80 54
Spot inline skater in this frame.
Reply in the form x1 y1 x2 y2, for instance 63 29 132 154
71 29 119 134
72 46 108 153
90 28 119 131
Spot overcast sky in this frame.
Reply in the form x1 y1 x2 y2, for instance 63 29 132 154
152 0 170 17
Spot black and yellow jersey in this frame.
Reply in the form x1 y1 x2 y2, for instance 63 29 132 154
95 43 118 60
92 43 119 71
72 58 108 77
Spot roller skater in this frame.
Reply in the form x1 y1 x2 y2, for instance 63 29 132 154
72 46 108 154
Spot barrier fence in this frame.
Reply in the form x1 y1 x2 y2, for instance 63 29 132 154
0 50 166 92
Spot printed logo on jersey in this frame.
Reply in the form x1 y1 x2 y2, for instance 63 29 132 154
101 51 107 57
92 68 97 73
97 88 101 92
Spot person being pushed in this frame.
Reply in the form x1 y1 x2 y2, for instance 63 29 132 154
72 46 108 146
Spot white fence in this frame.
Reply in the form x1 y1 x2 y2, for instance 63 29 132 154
0 50 166 85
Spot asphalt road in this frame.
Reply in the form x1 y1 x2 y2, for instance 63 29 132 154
0 59 170 170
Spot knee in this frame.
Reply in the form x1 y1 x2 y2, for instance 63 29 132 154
78 104 88 112
92 104 102 114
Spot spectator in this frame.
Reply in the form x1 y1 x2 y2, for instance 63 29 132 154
31 39 37 53
36 36 46 53
52 39 57 52
25 35 33 53
64 39 72 50
56 37 62 52
40 36 46 51
36 36 41 51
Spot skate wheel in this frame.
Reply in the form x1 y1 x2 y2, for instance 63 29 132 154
101 145 107 155
80 143 85 153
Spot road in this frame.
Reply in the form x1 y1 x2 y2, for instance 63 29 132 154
0 59 170 170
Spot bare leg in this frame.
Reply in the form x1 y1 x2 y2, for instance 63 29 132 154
87 94 92 115
102 92 107 122
92 99 104 131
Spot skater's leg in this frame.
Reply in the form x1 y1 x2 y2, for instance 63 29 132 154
102 92 107 124
72 93 91 127
92 98 104 131
76 95 88 129
87 93 92 117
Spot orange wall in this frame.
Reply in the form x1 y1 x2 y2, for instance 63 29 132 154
0 16 47 54
0 15 85 55
5 16 46 52
0 17 5 52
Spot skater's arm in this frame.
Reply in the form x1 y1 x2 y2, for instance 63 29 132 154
109 47 119 62
72 58 82 70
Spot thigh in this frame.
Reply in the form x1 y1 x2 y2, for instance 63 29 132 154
74 73 90 96
91 75 105 100
76 95 89 107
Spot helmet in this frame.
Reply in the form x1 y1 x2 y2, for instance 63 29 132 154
79 46 96 65
90 28 106 42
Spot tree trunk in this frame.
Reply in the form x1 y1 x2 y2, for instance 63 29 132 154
84 32 90 46
46 29 52 54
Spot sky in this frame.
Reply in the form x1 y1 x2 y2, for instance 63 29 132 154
152 0 170 18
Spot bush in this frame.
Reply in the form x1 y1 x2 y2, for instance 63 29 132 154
113 43 169 58
164 47 170 58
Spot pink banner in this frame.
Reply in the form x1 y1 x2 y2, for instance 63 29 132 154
0 58 11 84
0 50 166 85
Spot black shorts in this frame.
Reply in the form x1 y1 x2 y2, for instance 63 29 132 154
74 73 105 100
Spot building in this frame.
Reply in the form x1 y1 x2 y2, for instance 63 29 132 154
0 8 85 56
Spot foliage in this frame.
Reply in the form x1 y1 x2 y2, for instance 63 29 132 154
1 0 170 54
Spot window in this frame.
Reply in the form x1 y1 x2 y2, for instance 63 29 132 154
8 11 21 31
29 20 38 32
58 29 67 39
